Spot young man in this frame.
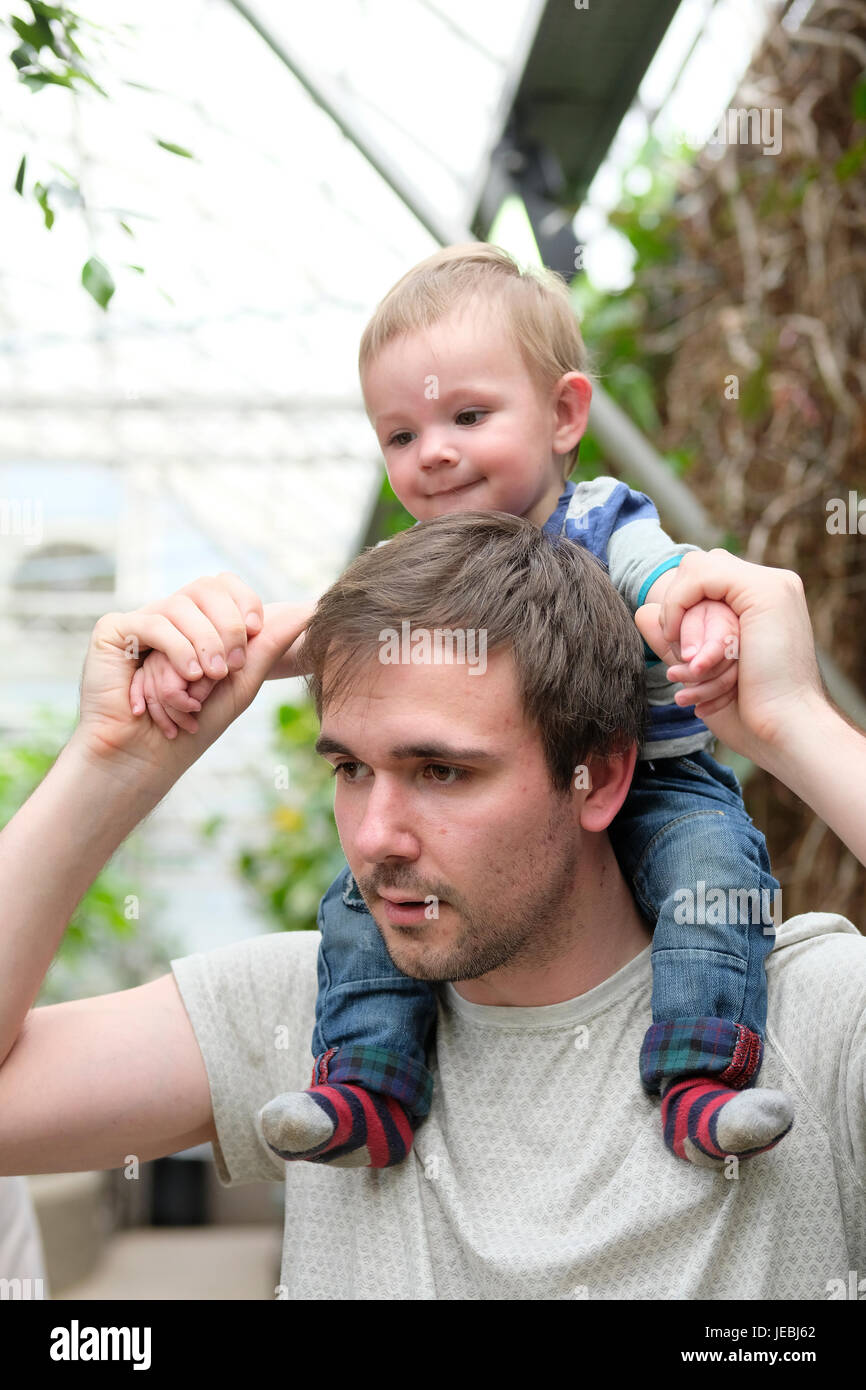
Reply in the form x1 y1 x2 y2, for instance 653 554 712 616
0 518 863 1298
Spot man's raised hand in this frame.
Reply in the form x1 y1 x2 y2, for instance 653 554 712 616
635 549 823 765
75 574 311 785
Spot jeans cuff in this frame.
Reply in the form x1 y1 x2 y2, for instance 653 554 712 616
311 1044 434 1121
639 1017 764 1095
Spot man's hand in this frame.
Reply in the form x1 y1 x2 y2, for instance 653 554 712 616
127 591 316 739
635 549 823 763
75 575 311 787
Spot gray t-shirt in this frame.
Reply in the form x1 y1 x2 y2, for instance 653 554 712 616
171 912 866 1299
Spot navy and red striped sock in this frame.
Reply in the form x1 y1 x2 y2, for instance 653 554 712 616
661 1076 793 1165
261 1083 414 1169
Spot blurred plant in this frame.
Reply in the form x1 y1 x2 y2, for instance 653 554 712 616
361 471 414 546
570 135 698 490
207 698 345 933
4 1 195 308
0 712 179 1002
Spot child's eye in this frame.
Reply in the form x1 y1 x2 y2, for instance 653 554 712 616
455 409 486 426
387 431 414 448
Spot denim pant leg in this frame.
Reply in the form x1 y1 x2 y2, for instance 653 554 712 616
311 862 438 1122
608 750 779 1095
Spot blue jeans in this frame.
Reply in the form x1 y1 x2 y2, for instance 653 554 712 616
609 750 778 1093
311 749 778 1115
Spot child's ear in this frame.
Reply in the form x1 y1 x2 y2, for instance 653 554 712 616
553 372 591 461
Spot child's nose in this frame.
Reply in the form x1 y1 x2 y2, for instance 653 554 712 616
418 432 461 469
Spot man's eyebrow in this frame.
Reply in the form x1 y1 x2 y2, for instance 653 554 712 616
314 735 496 763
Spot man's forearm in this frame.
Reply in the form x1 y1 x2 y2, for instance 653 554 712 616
763 697 866 866
0 736 167 1066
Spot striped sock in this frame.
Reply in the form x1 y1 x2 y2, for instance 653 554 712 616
261 1084 414 1169
661 1077 794 1165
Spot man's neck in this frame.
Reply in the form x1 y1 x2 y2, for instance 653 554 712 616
451 840 652 1008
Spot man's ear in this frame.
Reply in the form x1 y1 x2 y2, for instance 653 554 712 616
576 745 638 833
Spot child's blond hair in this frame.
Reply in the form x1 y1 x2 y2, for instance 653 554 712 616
358 243 592 480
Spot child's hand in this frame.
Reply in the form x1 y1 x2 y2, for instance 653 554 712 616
127 572 265 739
129 649 216 740
664 598 741 716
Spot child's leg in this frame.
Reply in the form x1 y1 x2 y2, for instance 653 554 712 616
260 862 438 1168
609 750 793 1166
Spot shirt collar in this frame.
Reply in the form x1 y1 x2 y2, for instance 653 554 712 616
541 480 577 540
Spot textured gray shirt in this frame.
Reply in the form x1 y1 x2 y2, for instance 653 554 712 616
172 912 866 1300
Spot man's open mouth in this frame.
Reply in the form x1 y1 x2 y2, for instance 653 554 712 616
377 892 442 927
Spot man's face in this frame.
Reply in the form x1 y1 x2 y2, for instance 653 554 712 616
362 303 571 529
315 646 584 983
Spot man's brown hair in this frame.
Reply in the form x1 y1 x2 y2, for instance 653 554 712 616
304 511 646 793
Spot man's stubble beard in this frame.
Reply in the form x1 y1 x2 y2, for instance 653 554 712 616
355 800 581 983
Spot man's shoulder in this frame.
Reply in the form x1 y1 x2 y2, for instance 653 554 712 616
171 928 321 1047
176 926 321 971
766 911 865 1065
769 911 864 970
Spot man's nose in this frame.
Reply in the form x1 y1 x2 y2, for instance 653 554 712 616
353 777 421 864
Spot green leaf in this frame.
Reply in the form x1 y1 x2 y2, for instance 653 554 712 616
118 219 134 236
739 363 771 422
155 138 194 159
63 66 108 98
29 3 68 21
125 263 145 273
21 70 74 91
852 77 866 120
14 155 26 195
81 256 115 309
835 137 866 183
11 16 54 51
33 180 54 229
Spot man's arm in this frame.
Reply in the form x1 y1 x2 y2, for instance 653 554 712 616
0 974 214 1175
0 579 308 1175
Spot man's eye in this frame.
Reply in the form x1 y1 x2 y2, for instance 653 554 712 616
456 409 486 426
331 761 366 781
424 764 467 785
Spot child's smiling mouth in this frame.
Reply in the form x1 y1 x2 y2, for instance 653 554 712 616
427 478 483 499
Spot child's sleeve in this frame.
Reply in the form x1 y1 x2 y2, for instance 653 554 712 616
562 476 700 616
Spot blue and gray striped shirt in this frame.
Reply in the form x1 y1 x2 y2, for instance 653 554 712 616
542 477 715 760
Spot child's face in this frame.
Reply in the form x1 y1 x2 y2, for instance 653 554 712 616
362 303 589 528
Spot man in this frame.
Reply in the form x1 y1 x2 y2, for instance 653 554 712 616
0 513 863 1299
